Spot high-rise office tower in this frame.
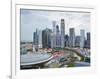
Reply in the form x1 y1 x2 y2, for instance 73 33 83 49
42 28 52 48
85 32 90 48
87 32 90 42
50 32 54 48
55 25 61 48
33 32 36 52
80 30 85 48
33 32 36 44
38 30 42 48
33 29 39 49
52 21 56 48
60 19 65 48
75 36 80 47
65 34 69 47
53 21 56 34
42 30 47 48
69 28 75 47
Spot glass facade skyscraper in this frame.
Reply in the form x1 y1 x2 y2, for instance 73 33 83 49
69 28 75 47
42 28 52 48
33 29 39 49
80 30 85 48
60 19 65 48
33 19 90 49
52 21 56 48
55 25 61 48
38 30 42 48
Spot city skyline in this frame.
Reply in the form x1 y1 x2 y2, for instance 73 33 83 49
21 9 90 42
33 27 90 49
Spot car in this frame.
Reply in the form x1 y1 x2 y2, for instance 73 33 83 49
59 57 67 62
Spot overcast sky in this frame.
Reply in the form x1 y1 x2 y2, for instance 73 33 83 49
20 9 90 42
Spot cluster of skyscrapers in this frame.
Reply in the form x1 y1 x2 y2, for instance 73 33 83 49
33 19 90 49
65 29 90 48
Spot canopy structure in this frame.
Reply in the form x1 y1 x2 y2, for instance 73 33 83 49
20 52 53 69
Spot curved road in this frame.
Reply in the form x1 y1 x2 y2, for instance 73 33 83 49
74 61 90 67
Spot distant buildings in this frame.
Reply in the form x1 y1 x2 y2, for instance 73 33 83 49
55 25 61 48
65 34 69 47
61 19 65 48
50 32 55 48
33 19 90 49
42 28 52 48
52 21 56 48
75 36 80 47
53 21 56 35
50 19 65 48
80 30 85 48
87 32 90 48
84 32 90 48
38 30 42 48
69 28 75 47
33 29 39 49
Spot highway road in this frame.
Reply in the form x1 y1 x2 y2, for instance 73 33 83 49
74 61 90 67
